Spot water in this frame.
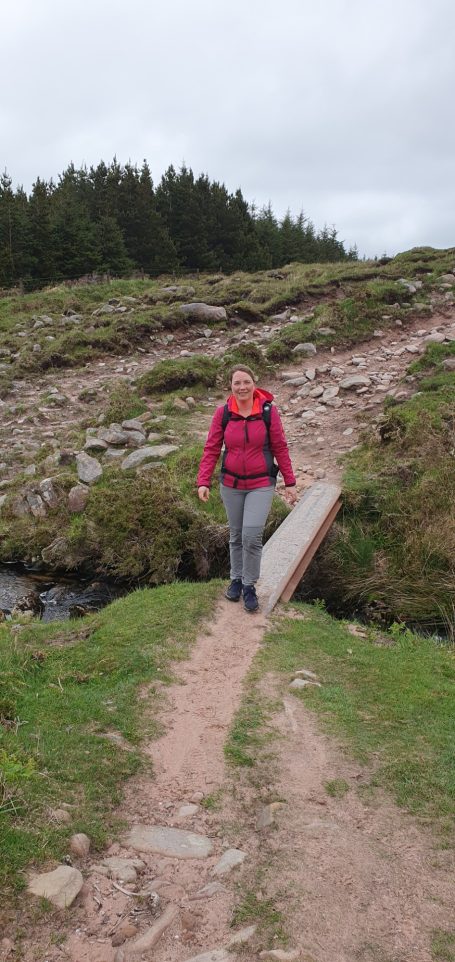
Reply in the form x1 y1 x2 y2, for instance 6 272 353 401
0 564 124 622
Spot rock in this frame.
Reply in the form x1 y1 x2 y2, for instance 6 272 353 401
228 924 257 945
173 398 190 411
112 923 138 947
70 833 90 857
99 427 131 446
289 678 321 690
10 495 30 518
28 865 83 908
294 669 319 680
180 303 227 323
439 273 455 284
339 375 371 390
39 478 59 508
101 856 144 882
0 938 14 958
113 904 179 960
121 445 178 470
212 848 247 876
317 326 335 335
68 484 89 513
442 357 455 370
146 432 162 442
342 427 354 436
84 438 109 452
186 396 196 406
300 411 317 422
180 951 230 962
309 386 324 398
424 331 446 343
0 494 7 512
256 802 285 830
296 384 312 398
121 419 146 433
314 469 326 479
125 824 213 859
292 342 317 356
49 807 72 823
305 368 316 380
76 452 102 484
124 430 148 447
322 386 339 402
330 366 345 376
25 492 46 518
177 803 199 818
283 376 308 387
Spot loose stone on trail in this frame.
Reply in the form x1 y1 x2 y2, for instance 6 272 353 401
125 824 213 858
211 847 247 876
181 951 231 962
28 865 83 908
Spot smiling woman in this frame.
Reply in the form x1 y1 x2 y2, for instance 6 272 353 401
197 364 297 612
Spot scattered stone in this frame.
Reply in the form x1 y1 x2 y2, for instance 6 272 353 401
342 427 354 436
309 385 324 398
84 438 109 452
314 468 326 479
424 331 446 343
147 432 162 442
121 445 178 470
256 802 285 830
68 484 89 513
173 397 190 411
99 427 131 446
121 419 146 433
25 491 46 518
28 865 83 909
317 326 335 335
330 366 344 376
112 922 138 947
125 824 213 859
292 342 317 356
294 669 319 680
283 376 308 387
228 925 257 945
113 904 179 961
439 273 455 284
178 803 199 818
339 374 371 390
124 429 148 447
69 833 90 858
212 848 247 877
289 678 321 690
49 807 71 823
24 464 36 476
39 478 59 508
180 303 227 323
442 357 455 370
76 452 102 484
186 396 196 406
100 856 144 882
0 494 7 512
322 386 339 402
180 951 230 962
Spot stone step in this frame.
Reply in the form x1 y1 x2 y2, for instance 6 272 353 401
259 481 342 612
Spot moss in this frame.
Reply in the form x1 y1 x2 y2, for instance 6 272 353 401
137 355 220 395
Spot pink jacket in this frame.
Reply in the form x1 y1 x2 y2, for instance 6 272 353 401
197 389 296 491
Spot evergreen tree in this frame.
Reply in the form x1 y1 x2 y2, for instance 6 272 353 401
0 172 29 286
27 178 56 284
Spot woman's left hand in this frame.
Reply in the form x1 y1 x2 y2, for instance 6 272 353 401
284 487 298 505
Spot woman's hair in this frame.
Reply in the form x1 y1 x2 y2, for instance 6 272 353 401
228 364 256 384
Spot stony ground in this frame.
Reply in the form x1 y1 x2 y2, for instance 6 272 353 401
1 290 455 961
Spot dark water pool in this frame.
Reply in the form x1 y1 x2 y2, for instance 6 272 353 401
0 564 124 622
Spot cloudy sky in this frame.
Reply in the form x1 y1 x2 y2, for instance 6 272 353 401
1 0 454 258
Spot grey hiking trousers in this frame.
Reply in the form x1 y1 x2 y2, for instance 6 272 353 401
220 483 275 585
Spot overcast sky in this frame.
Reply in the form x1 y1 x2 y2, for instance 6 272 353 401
1 0 454 258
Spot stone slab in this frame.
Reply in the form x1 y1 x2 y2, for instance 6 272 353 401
182 951 231 962
125 824 213 859
258 482 341 613
28 865 83 908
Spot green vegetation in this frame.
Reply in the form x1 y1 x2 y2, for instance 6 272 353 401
324 778 350 798
262 606 455 825
0 581 219 894
137 355 219 395
103 380 148 423
301 339 455 630
432 930 455 961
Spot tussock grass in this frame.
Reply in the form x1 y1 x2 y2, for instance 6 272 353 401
137 356 219 395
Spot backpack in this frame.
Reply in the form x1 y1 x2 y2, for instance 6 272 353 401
220 401 278 483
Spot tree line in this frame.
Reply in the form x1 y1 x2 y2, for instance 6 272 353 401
0 160 358 289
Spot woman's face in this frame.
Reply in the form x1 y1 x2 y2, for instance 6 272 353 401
231 370 255 403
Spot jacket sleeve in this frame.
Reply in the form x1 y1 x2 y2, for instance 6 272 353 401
196 406 225 487
269 405 296 486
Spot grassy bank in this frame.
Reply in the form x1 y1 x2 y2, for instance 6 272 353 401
0 581 219 897
301 340 455 632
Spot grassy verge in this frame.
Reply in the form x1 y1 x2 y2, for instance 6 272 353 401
0 581 219 895
301 340 455 631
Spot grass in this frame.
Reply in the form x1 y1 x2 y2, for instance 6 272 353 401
0 581 219 895
137 355 219 395
262 605 455 826
432 930 455 961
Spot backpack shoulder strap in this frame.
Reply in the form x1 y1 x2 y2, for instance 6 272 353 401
221 403 230 432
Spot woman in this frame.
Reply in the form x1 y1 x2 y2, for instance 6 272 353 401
197 365 297 612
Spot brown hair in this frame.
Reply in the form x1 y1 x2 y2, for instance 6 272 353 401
228 364 256 385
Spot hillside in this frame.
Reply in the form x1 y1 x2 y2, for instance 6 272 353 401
1 246 454 627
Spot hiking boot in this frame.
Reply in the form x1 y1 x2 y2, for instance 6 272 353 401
243 584 259 612
225 578 243 602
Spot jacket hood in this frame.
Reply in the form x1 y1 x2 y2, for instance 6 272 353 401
227 387 274 412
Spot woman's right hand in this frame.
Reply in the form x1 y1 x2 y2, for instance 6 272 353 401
198 486 210 502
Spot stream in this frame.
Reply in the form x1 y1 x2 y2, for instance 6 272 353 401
0 564 124 622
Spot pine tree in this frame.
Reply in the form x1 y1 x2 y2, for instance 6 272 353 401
27 178 56 284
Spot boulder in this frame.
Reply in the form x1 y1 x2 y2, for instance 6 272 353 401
39 478 59 508
179 303 227 323
292 342 317 356
339 374 371 390
121 419 146 433
121 445 178 470
68 484 89 513
76 452 103 484
84 438 109 452
99 427 131 446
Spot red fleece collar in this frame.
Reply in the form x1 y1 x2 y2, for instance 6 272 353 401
228 387 274 416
